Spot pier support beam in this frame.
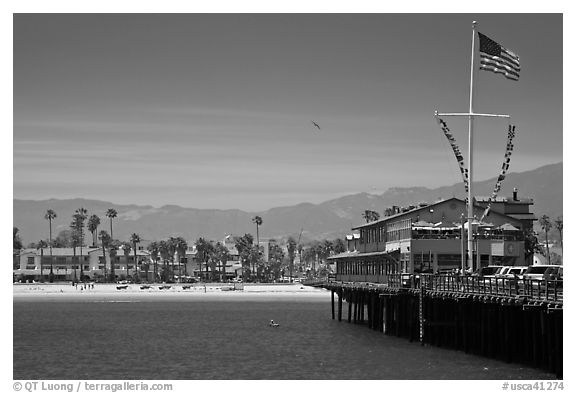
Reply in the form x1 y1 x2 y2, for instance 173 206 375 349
331 290 335 320
338 289 343 321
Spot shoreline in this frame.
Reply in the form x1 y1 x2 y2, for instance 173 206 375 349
12 282 330 300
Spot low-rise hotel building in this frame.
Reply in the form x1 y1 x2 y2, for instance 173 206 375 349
15 247 151 282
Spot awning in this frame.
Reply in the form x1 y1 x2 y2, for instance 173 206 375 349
412 220 434 227
458 220 494 229
498 223 520 231
13 269 41 275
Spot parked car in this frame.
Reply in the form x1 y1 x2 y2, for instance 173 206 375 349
545 266 563 280
473 265 504 278
496 266 527 279
523 265 562 281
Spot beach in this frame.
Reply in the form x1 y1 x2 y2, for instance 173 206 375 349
12 282 330 300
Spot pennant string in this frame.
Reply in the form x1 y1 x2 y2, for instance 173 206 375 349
480 124 516 221
436 117 469 194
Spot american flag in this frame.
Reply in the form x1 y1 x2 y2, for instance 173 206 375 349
478 32 520 81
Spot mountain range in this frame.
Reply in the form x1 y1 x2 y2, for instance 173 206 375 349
13 162 562 246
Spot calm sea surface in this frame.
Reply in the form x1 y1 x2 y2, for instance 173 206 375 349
13 294 555 380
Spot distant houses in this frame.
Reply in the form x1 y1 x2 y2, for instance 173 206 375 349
14 235 248 283
15 247 152 282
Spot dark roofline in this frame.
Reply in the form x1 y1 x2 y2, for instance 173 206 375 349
328 249 400 260
353 197 460 230
475 196 533 204
352 197 523 230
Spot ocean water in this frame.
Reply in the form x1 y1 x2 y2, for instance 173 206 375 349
13 294 555 380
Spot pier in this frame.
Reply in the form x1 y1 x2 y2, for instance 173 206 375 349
318 274 562 378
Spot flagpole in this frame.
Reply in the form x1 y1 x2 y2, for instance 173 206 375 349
467 21 477 272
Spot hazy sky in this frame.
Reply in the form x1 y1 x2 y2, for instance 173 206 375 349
13 13 563 211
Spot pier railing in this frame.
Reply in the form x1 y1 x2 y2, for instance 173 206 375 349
386 273 563 303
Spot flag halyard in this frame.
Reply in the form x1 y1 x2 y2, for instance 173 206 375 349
478 32 520 81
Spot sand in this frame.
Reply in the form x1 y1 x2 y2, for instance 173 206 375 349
12 282 330 300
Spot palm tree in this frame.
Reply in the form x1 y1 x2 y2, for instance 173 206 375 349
106 209 118 241
252 216 263 280
166 237 178 282
109 241 120 282
44 209 57 281
297 243 303 272
234 234 254 281
247 245 262 282
172 237 188 282
121 242 132 279
362 210 380 223
554 217 563 259
147 241 160 282
13 227 23 251
195 238 214 282
74 208 88 281
87 215 101 247
539 215 552 264
252 216 263 246
332 238 346 254
130 233 141 282
69 215 83 282
158 240 170 282
98 230 111 281
37 240 48 282
287 237 297 283
214 242 230 282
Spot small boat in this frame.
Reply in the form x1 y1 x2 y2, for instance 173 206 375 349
158 285 171 290
182 285 191 290
140 285 151 290
269 320 280 327
116 285 128 290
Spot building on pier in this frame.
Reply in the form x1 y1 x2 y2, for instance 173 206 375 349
330 192 535 282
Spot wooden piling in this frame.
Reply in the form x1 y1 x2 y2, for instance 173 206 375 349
331 290 335 320
337 289 343 321
321 281 562 379
348 292 352 323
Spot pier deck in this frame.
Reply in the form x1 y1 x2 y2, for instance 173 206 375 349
315 274 562 378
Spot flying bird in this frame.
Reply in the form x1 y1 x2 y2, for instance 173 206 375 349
311 121 321 130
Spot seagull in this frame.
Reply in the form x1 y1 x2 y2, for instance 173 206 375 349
269 319 280 327
311 121 321 130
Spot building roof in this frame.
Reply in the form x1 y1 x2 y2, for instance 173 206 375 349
328 249 400 260
475 196 534 204
111 249 151 257
20 247 102 256
504 213 537 221
352 197 522 230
